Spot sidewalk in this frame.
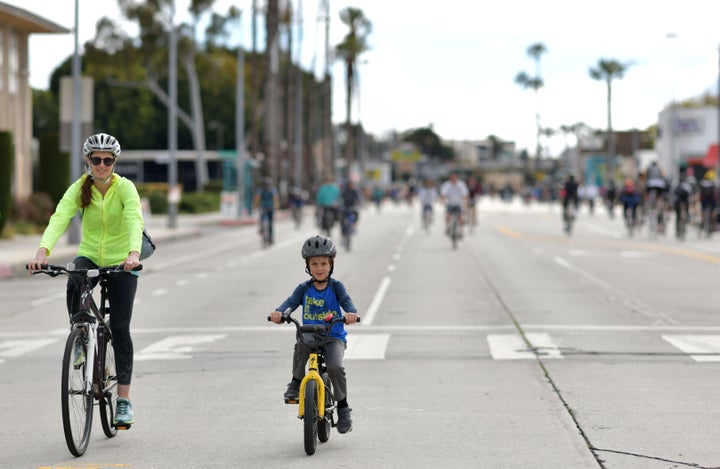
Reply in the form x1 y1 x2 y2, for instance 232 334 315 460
0 211 256 280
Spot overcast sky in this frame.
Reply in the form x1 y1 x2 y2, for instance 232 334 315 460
11 0 720 154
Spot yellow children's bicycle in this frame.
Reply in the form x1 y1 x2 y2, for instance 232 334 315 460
269 309 359 455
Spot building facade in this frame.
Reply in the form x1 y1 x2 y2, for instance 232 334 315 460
0 2 67 199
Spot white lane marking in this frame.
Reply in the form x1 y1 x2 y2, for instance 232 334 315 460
30 292 65 307
662 335 720 362
554 256 680 326
152 289 168 297
345 334 390 360
362 276 391 327
135 334 226 360
487 333 563 360
0 338 60 364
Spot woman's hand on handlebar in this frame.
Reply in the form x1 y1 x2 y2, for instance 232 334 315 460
123 251 141 271
27 248 48 274
345 312 359 325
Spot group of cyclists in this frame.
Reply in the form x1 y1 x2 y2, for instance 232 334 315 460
253 171 487 248
561 161 718 240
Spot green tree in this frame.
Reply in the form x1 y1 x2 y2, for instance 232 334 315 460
589 58 630 180
402 126 453 161
335 7 371 176
85 0 242 190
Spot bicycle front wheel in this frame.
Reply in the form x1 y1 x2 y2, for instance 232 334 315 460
318 372 333 443
99 330 118 438
61 327 93 457
303 379 319 455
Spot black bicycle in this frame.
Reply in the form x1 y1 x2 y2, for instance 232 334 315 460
28 263 140 457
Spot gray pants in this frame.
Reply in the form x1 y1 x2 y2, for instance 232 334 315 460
292 339 348 402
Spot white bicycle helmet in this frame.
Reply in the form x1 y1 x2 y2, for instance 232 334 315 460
83 133 121 157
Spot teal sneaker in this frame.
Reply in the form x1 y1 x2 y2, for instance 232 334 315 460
114 398 135 427
73 340 85 367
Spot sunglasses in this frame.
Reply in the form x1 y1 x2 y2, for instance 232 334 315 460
90 156 116 166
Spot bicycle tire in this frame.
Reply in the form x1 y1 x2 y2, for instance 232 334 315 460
303 379 319 455
451 216 458 250
318 372 333 443
61 327 93 456
99 329 118 438
261 217 271 248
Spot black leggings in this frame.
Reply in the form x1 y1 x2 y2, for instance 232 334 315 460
66 256 137 385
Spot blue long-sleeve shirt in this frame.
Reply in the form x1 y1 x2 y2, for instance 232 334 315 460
276 278 357 342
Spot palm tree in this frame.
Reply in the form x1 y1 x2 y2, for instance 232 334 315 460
589 59 630 181
515 42 547 166
335 7 371 177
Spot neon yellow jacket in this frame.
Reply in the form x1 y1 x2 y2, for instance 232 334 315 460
40 173 144 266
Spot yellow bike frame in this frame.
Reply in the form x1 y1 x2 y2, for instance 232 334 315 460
297 352 325 418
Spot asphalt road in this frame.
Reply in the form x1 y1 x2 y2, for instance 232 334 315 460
2 199 720 469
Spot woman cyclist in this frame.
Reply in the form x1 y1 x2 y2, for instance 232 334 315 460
28 132 143 428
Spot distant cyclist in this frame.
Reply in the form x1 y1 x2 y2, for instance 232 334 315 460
698 170 717 236
340 179 363 237
466 175 482 229
440 172 469 236
254 177 280 245
672 170 694 239
315 175 341 234
417 178 439 227
561 174 579 220
619 178 641 229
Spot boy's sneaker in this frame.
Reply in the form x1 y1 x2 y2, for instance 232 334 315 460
283 380 300 401
337 407 353 434
114 398 135 426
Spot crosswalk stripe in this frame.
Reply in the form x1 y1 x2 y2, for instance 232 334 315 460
135 334 226 361
487 333 563 360
346 334 390 360
662 335 720 362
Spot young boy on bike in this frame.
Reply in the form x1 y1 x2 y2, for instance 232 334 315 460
268 235 359 433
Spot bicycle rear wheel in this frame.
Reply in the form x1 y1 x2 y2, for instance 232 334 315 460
61 327 93 456
99 330 118 438
303 379 319 455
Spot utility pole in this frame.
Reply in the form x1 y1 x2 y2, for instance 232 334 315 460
321 0 333 178
68 0 81 244
294 0 303 189
236 10 246 217
167 1 179 229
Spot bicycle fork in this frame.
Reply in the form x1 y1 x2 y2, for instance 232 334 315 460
73 322 98 395
297 353 325 419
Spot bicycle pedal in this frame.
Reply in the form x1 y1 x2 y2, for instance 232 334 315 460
284 398 299 405
115 423 131 430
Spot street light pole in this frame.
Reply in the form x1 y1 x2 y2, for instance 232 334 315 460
68 0 81 244
167 1 178 229
236 10 246 218
293 0 303 189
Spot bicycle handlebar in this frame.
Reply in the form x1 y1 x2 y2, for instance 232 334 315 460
26 263 143 278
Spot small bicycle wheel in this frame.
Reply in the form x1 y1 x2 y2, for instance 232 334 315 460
318 372 333 443
303 379 319 455
99 331 118 438
61 327 93 457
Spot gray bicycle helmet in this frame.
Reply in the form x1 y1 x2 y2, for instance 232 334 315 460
83 133 121 157
302 235 337 259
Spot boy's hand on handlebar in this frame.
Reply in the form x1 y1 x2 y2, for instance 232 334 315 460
269 311 284 323
345 312 359 325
